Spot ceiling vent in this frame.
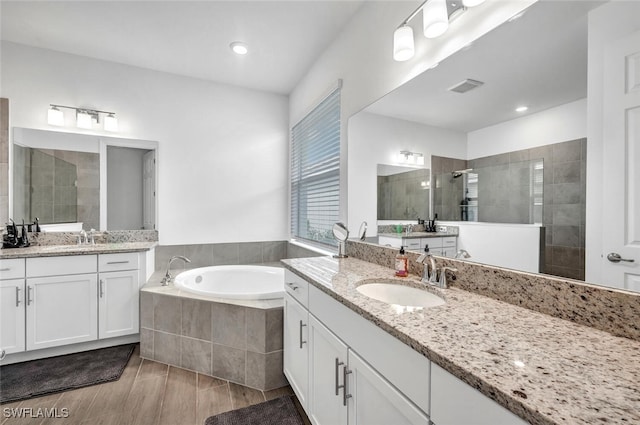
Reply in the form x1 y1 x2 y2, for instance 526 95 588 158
448 79 484 94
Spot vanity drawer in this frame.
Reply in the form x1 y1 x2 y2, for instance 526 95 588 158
404 239 421 250
284 269 309 308
421 237 443 249
0 258 26 280
99 252 139 272
442 237 457 248
27 255 97 277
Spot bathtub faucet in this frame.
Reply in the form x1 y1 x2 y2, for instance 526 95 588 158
161 255 191 286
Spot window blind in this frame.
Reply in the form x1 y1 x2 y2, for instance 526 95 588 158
290 87 341 246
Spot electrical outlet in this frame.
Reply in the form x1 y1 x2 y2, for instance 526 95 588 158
437 226 447 233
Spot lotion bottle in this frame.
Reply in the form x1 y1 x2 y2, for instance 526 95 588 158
395 246 408 277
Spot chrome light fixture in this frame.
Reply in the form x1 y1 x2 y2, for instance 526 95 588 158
397 150 425 166
392 0 485 62
47 104 119 132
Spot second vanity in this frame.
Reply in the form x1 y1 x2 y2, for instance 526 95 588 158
282 255 640 425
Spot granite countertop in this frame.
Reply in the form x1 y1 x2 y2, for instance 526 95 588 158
282 256 640 425
378 231 455 239
0 241 157 259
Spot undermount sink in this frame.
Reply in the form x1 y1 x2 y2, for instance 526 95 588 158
356 282 445 308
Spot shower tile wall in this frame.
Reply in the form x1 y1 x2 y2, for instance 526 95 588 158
377 168 430 220
432 156 467 221
432 138 586 280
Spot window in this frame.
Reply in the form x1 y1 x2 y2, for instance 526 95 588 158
290 87 341 246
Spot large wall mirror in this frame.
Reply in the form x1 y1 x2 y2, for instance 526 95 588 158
348 1 603 281
12 128 158 232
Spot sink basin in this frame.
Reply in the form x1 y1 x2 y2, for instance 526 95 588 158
356 283 445 308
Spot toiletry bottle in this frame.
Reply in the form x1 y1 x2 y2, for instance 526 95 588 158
395 246 408 277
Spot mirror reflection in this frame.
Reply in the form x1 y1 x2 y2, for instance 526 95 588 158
377 165 430 220
349 1 599 281
12 127 157 232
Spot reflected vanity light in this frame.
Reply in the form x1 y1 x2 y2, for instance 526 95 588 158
397 150 425 166
392 0 486 61
47 104 118 132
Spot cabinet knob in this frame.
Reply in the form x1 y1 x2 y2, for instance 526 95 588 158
0 349 6 360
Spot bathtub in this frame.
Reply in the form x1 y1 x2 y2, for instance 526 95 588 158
173 265 284 300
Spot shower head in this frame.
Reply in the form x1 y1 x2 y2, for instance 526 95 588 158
451 168 473 178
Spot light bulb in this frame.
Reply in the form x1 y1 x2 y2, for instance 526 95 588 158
423 0 449 39
47 106 64 126
104 114 118 132
77 111 92 129
393 26 415 62
230 42 248 55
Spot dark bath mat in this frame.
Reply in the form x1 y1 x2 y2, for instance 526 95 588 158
0 343 135 404
204 395 304 425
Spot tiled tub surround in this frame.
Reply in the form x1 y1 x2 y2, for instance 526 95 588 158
282 254 640 425
140 272 286 391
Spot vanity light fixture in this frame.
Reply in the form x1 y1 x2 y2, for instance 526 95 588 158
47 104 119 132
515 105 529 113
398 150 425 166
393 0 485 62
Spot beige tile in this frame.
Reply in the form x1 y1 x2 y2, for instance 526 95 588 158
140 328 154 359
265 308 283 352
181 337 212 375
211 344 245 384
139 292 154 329
228 382 265 410
196 383 232 424
118 375 166 425
158 367 196 425
182 298 211 341
3 394 62 425
264 351 287 390
244 351 266 390
263 385 294 401
245 308 266 353
153 331 181 366
153 294 181 334
137 359 168 380
41 385 100 425
211 303 245 350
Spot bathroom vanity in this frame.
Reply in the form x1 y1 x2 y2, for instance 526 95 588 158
0 242 155 364
282 254 640 425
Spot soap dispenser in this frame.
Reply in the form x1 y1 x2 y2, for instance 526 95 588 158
395 246 408 277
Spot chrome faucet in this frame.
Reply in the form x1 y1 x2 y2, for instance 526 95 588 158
78 229 87 245
161 255 191 286
438 266 458 289
455 249 470 259
416 251 438 284
405 224 413 236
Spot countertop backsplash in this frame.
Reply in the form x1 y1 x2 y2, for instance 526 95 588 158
346 239 640 342
2 229 158 247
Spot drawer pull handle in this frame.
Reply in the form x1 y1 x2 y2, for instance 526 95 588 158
27 285 33 306
15 287 21 307
0 268 11 272
286 282 299 291
107 261 130 265
343 366 352 406
335 358 344 396
0 349 6 360
299 320 307 349
99 279 105 298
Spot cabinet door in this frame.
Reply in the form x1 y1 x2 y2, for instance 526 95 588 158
348 350 429 425
26 274 98 350
0 279 26 356
431 362 528 425
283 293 309 409
308 315 348 425
98 270 139 339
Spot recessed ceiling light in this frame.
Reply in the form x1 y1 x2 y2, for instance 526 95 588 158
515 106 528 113
230 42 248 55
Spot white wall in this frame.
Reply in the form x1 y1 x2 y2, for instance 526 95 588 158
289 0 536 228
467 98 587 159
1 41 289 245
348 112 466 233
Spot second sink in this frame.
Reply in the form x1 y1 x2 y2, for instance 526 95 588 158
356 282 445 308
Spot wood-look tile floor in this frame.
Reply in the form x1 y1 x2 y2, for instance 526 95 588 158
0 346 311 425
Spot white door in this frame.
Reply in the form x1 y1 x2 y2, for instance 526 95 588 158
347 350 429 425
142 150 156 230
98 270 139 338
283 294 310 410
602 29 640 291
26 274 98 350
308 315 348 425
0 279 26 356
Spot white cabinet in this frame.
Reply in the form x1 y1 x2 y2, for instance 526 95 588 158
26 273 98 350
308 315 349 425
98 270 139 338
378 235 458 257
430 362 528 425
283 293 309 409
348 350 429 425
98 253 141 339
0 278 26 356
